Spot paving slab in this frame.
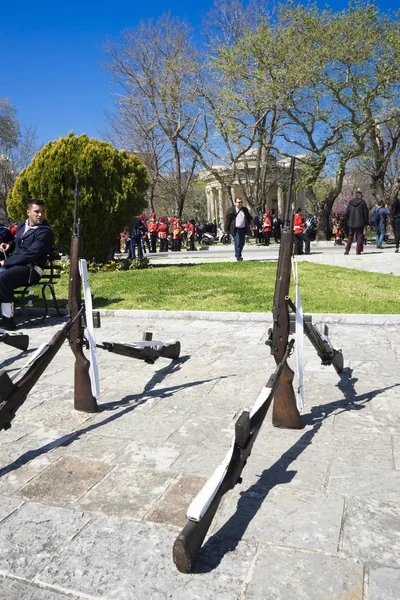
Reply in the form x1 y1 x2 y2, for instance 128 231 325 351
369 566 400 600
17 456 111 504
245 545 364 600
146 474 208 527
0 502 91 579
37 516 256 600
340 497 400 568
77 466 177 519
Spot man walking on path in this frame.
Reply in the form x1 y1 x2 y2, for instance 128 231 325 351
225 198 252 261
344 190 369 255
374 201 391 249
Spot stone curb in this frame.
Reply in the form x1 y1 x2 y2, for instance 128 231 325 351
26 307 400 325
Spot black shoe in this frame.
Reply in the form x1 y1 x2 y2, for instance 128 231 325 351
344 251 349 255
0 317 16 331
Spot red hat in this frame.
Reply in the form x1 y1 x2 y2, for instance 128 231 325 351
138 215 145 221
267 210 271 216
151 212 156 220
160 216 166 223
169 217 174 223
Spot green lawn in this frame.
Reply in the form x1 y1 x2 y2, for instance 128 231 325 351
43 262 400 314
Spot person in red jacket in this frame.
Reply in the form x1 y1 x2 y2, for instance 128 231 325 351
262 210 273 246
293 207 310 255
147 218 159 253
158 217 169 252
187 219 196 251
172 219 183 251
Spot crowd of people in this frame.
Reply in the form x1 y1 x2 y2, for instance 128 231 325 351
117 214 226 258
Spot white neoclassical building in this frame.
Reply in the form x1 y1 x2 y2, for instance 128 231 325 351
198 151 306 225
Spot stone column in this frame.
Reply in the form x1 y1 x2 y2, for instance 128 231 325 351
211 188 217 222
206 187 213 222
217 186 223 226
277 183 285 218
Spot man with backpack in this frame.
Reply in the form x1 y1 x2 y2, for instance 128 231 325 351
344 190 369 255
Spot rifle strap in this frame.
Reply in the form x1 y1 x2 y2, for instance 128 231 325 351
79 259 100 398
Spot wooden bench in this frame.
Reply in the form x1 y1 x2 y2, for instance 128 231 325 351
14 247 63 322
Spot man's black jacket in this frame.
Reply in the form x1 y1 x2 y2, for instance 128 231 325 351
3 220 54 270
225 205 253 235
345 198 369 229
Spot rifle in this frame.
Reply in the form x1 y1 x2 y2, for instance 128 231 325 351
0 330 29 352
287 300 343 374
68 174 98 413
97 339 181 364
266 157 302 429
173 340 294 574
0 309 83 432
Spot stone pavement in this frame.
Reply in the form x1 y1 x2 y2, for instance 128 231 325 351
0 307 399 599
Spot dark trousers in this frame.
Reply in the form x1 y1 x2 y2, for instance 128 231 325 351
233 227 246 259
130 234 143 259
0 265 40 303
294 233 310 255
345 227 364 254
189 235 195 251
263 231 271 246
393 217 400 249
150 236 157 253
159 238 168 252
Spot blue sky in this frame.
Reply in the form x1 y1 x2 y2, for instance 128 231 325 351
1 0 396 147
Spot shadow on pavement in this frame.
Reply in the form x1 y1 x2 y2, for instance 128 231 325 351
0 355 231 479
194 367 400 573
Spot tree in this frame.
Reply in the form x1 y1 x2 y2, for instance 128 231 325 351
0 98 40 225
175 0 286 216
0 99 20 224
7 133 148 261
103 13 201 218
276 2 400 237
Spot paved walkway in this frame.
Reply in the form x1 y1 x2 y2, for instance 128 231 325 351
145 240 400 276
0 250 399 599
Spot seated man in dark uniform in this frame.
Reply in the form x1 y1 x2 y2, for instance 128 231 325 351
0 199 54 330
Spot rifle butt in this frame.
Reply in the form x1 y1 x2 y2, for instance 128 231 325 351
332 350 344 374
173 495 221 573
272 361 302 429
159 341 181 360
74 357 98 413
0 334 29 352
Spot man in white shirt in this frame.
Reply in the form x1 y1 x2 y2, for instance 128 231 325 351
225 198 252 261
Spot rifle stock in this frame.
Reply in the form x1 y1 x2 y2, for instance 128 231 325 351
0 331 29 352
0 312 81 432
68 174 98 413
173 342 294 573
